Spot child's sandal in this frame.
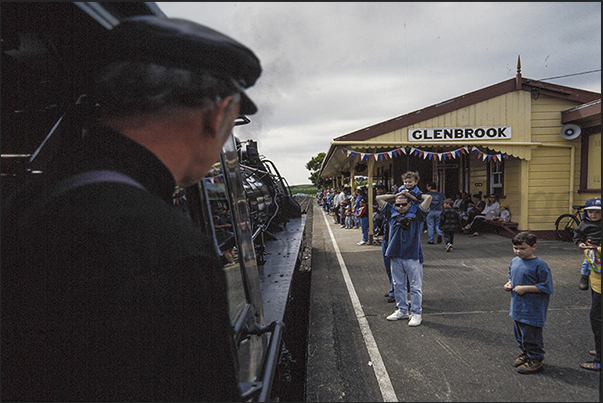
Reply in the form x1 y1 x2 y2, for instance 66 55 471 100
579 361 601 371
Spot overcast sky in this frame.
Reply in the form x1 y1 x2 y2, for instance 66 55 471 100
156 2 601 185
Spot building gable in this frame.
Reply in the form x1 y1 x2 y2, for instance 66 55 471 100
335 76 600 142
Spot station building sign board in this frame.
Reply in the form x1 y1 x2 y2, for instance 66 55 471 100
408 126 512 142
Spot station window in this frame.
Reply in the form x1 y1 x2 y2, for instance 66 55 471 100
580 129 601 192
489 158 504 196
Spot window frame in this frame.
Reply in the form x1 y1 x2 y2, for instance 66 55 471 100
488 157 504 197
579 126 601 193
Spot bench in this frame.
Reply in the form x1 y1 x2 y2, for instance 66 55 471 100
481 219 519 238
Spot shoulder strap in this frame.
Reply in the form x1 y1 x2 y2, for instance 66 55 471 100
2 171 147 249
51 170 146 198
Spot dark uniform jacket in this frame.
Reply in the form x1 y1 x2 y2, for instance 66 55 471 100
1 126 240 402
573 218 601 247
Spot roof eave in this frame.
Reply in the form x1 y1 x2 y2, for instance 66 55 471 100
561 99 602 124
335 78 600 142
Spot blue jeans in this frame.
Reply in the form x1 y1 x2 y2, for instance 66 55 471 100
426 210 444 242
382 240 394 297
513 321 545 361
360 216 369 242
390 258 423 315
443 231 455 246
581 258 591 276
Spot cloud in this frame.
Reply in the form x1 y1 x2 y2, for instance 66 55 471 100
157 2 601 185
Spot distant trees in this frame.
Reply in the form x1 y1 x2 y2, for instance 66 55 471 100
305 152 329 189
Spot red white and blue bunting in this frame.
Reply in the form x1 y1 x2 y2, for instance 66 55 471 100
341 145 508 162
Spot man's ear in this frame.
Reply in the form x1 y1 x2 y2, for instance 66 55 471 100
205 95 240 138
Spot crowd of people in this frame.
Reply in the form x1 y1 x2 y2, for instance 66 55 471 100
316 176 600 375
316 181 513 252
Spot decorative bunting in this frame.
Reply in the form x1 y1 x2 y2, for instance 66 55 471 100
340 145 507 162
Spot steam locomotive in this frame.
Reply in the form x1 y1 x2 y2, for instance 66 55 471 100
1 2 308 401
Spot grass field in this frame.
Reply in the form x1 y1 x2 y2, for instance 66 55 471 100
289 184 318 196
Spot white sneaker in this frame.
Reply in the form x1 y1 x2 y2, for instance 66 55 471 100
357 241 367 245
386 310 409 321
408 314 422 326
446 243 453 252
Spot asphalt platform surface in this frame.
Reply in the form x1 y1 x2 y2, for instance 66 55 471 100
306 202 600 402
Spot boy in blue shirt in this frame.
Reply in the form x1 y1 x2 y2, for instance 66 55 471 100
397 171 422 220
504 231 554 374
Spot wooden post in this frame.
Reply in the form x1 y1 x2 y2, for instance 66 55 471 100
367 157 375 245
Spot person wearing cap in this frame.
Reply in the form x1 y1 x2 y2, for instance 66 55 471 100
573 198 601 291
572 198 601 372
2 16 260 401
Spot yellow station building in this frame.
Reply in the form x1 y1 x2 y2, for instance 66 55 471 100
320 60 601 240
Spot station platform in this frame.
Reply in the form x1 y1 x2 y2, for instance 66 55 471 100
306 202 600 402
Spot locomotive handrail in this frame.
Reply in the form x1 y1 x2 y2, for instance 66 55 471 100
240 163 278 182
258 320 285 402
252 224 266 242
237 320 285 401
260 160 290 193
233 304 253 347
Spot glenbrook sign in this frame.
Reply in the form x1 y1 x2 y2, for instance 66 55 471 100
408 126 512 141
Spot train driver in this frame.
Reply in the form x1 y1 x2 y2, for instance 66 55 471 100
2 16 261 402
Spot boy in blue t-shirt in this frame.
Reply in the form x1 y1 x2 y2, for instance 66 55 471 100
397 170 422 219
504 231 554 374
